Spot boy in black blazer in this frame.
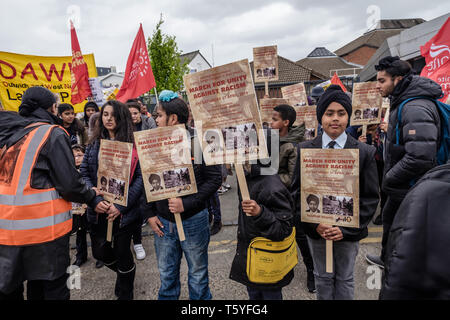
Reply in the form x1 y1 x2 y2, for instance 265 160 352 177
291 85 379 300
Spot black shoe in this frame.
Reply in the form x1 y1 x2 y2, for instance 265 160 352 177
365 254 384 269
373 215 382 225
95 260 104 269
306 270 316 293
73 258 87 267
210 221 222 236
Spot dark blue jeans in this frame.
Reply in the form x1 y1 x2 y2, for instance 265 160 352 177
154 209 211 300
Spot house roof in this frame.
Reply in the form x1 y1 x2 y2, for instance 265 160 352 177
297 48 361 78
359 13 450 81
250 55 313 85
376 18 426 30
180 50 212 68
98 72 124 82
335 19 425 58
307 47 336 57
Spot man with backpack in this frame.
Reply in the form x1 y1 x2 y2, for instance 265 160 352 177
366 56 443 268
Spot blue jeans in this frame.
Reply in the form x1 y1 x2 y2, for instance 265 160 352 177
154 209 212 300
307 237 359 300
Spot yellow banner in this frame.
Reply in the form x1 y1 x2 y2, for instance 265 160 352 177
0 51 97 113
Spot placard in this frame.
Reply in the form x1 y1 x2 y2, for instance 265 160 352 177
135 124 197 202
71 202 87 215
300 148 359 228
294 105 318 140
350 81 382 126
281 82 308 107
97 139 133 206
253 46 279 82
259 98 289 125
184 59 268 165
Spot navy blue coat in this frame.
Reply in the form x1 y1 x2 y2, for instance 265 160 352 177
80 139 143 228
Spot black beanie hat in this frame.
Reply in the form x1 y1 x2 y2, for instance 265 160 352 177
19 86 57 117
316 84 352 125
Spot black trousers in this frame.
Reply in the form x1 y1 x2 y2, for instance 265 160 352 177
132 222 142 245
0 274 69 300
247 286 282 300
380 197 403 262
90 215 138 300
73 214 92 261
293 215 314 272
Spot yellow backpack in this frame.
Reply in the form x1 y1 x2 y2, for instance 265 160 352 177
246 228 298 284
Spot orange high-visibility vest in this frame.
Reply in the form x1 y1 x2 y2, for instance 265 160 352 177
0 124 72 246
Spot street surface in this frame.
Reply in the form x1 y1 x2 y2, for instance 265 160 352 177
69 172 383 300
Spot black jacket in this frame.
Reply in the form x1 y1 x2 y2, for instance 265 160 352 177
380 162 450 300
0 109 95 293
291 134 379 241
141 129 222 223
383 75 442 200
229 165 295 289
80 139 144 228
0 110 96 204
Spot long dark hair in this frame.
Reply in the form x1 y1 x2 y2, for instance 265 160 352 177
57 103 85 134
83 101 99 127
89 100 134 144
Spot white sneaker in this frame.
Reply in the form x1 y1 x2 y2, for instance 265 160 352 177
133 244 146 260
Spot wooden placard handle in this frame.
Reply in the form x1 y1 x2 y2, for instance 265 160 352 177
174 212 186 241
264 80 269 98
326 239 333 273
106 219 113 242
235 163 251 216
362 124 367 137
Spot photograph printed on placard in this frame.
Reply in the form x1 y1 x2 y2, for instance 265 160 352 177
221 122 258 155
163 167 192 189
148 173 164 192
204 129 224 154
363 106 379 120
306 194 321 213
322 195 354 216
305 127 316 141
108 177 125 201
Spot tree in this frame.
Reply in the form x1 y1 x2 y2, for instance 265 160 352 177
147 14 189 93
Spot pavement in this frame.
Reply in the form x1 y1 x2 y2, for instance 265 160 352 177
69 171 383 300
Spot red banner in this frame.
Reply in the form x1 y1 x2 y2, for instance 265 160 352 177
116 24 156 102
330 72 347 92
420 17 450 102
70 20 92 104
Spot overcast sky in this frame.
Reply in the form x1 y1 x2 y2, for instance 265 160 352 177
1 1 449 72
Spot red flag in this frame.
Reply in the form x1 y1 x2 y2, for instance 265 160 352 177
420 17 450 102
116 24 156 102
70 20 92 104
330 72 347 92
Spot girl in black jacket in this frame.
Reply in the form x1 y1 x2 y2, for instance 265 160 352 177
229 129 296 300
80 100 143 300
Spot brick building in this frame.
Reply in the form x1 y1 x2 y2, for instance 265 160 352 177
335 19 425 66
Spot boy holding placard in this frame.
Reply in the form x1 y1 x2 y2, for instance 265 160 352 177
291 85 379 300
141 90 222 300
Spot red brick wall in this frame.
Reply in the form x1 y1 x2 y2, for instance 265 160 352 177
341 46 377 66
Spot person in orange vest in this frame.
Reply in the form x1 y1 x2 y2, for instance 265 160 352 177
0 86 100 300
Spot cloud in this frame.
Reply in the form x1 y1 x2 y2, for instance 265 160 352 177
0 0 449 72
